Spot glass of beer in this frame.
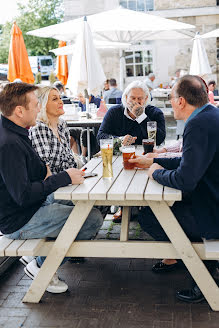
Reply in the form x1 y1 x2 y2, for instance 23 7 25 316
147 121 157 142
100 138 113 178
142 139 154 155
122 146 136 170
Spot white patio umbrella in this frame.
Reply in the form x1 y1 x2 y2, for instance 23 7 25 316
201 28 219 39
27 7 195 42
189 33 212 76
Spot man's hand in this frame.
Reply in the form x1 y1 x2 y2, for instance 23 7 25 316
127 101 144 118
66 168 85 185
148 163 164 180
44 164 52 180
144 152 158 159
122 134 137 146
128 155 153 168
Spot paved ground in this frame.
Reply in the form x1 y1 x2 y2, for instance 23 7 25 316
0 215 219 328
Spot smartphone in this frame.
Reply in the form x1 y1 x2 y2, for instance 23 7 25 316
84 172 98 179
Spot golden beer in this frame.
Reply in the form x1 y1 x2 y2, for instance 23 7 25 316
100 139 113 178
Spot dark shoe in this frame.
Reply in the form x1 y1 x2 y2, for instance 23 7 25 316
176 284 205 303
112 208 122 223
152 260 178 273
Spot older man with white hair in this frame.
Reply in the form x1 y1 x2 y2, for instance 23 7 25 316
97 80 166 146
144 73 157 91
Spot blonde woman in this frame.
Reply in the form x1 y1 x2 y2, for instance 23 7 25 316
30 86 83 174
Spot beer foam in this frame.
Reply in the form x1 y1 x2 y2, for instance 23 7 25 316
100 144 113 149
122 147 135 153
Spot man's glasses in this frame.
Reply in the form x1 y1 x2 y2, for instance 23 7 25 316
167 94 180 101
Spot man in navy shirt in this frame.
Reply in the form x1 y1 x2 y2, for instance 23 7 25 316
0 83 103 294
129 75 219 303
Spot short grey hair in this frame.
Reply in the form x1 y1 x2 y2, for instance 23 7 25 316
122 80 151 108
148 73 155 78
36 85 58 125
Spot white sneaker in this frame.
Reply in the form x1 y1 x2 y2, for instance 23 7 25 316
24 259 68 294
19 256 35 266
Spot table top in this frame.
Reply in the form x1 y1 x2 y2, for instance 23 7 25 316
61 113 103 128
55 148 182 203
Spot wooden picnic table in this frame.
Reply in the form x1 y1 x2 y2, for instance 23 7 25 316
22 148 219 310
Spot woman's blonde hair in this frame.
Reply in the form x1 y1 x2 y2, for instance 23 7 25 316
36 85 58 124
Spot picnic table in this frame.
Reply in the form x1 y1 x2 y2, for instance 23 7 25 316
22 148 219 310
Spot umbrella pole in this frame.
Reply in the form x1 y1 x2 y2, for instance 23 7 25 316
84 89 91 160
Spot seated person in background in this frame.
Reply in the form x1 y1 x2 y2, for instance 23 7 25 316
78 92 101 112
170 69 181 88
97 80 166 147
144 73 157 91
208 80 219 106
129 75 219 303
103 78 123 104
30 86 84 173
53 81 72 104
103 79 110 96
0 83 103 293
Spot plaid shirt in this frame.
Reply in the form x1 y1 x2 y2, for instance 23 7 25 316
29 119 77 174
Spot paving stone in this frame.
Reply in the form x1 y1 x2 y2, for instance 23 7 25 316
99 220 112 230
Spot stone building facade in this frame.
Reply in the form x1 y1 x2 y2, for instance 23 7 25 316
63 0 219 89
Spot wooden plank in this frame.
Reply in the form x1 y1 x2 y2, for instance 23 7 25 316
0 236 13 256
5 240 26 256
89 156 123 200
107 168 136 201
144 177 163 200
126 169 148 200
203 239 219 258
17 239 45 256
120 207 131 241
164 186 182 201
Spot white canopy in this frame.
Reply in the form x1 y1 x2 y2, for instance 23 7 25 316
66 18 106 96
189 34 211 76
27 7 195 43
201 28 219 39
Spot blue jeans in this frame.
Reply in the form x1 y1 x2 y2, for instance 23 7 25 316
6 193 103 267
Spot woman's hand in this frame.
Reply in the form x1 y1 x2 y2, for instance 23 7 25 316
128 155 153 168
44 165 52 180
66 168 85 184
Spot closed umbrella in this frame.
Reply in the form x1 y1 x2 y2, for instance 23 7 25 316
201 28 219 39
189 33 211 76
56 40 68 85
7 22 34 83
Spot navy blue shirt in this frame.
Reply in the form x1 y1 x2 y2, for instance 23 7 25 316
97 104 166 146
153 104 219 239
0 116 71 234
79 95 101 112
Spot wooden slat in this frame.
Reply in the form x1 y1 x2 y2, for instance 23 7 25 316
17 239 45 256
89 156 123 200
5 240 26 256
126 169 148 200
0 236 13 256
203 239 219 258
120 207 131 241
144 177 163 200
164 186 182 201
107 168 136 200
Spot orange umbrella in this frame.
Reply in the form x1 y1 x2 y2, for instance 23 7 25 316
56 40 68 85
7 22 34 83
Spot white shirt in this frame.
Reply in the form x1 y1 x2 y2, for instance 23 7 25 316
124 107 147 124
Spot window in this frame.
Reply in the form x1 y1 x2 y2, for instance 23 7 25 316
40 59 53 66
120 0 154 11
124 49 153 77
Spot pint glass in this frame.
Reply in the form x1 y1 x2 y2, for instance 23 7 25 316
142 139 154 155
100 138 113 178
147 121 157 142
122 146 136 170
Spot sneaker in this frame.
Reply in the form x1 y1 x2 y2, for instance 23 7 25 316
24 259 68 294
19 256 35 266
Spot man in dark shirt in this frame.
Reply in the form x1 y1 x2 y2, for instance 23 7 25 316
0 83 103 294
97 80 166 147
129 75 219 303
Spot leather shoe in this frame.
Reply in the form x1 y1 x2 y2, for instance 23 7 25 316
152 260 178 273
176 284 205 303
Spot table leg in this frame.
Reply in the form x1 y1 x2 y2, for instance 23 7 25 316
87 127 91 161
148 200 219 311
120 206 131 241
22 200 95 303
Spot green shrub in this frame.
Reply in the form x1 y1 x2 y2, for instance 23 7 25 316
49 71 56 85
35 72 42 84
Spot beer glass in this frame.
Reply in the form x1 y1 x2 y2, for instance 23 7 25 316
142 139 154 155
122 146 136 170
147 121 157 142
100 138 113 178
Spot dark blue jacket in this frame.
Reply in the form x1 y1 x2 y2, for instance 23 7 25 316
153 104 219 239
0 116 71 234
79 95 101 112
97 104 166 146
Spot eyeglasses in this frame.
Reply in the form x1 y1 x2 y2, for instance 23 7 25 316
167 94 180 101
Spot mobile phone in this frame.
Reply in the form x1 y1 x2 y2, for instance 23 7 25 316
84 172 98 179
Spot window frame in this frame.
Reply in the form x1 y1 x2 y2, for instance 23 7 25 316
124 45 154 78
119 0 154 12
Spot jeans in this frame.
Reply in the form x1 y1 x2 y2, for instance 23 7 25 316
6 193 103 267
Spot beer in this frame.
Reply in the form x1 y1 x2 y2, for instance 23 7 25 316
100 138 113 178
122 146 135 170
142 139 154 155
147 121 157 143
148 129 156 141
